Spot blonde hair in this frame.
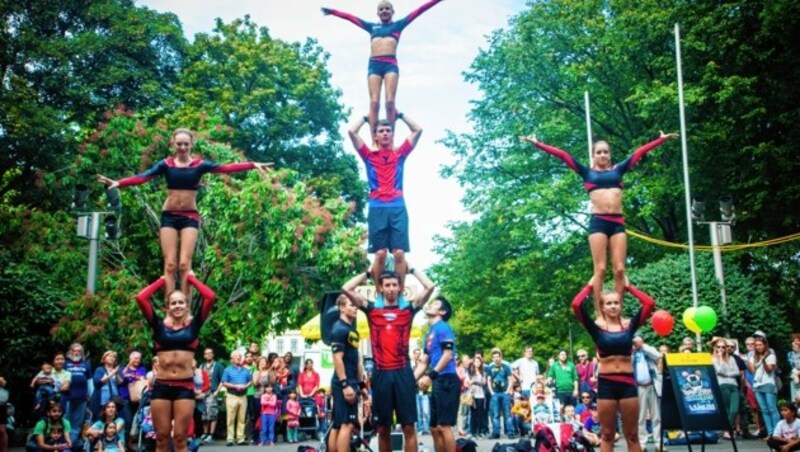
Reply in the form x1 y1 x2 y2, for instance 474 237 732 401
171 128 195 143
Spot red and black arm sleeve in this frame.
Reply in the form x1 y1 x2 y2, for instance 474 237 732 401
533 141 583 175
402 0 444 27
571 284 594 328
208 162 256 174
623 136 669 170
626 284 655 328
321 8 372 33
188 274 216 323
135 278 165 326
117 160 167 188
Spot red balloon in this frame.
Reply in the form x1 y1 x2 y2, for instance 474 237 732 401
651 309 675 337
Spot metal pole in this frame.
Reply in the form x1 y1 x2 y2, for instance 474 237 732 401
584 91 593 165
709 222 729 334
86 212 101 295
675 23 701 348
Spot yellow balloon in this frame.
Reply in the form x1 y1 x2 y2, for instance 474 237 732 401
683 307 702 334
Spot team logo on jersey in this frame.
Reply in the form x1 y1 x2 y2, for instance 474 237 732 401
382 312 397 322
348 330 360 348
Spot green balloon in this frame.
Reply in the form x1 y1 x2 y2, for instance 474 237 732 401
694 305 718 332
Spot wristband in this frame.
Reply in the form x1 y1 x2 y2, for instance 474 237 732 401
409 268 415 275
358 381 367 390
397 112 405 119
364 271 370 280
428 370 439 380
362 116 369 123
341 380 349 388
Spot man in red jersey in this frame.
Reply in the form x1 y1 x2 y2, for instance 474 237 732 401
342 267 434 452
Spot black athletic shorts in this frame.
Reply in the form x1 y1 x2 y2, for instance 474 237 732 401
588 214 625 237
597 374 638 400
367 206 410 253
331 381 359 428
160 211 200 230
370 367 417 426
151 379 195 401
429 374 460 427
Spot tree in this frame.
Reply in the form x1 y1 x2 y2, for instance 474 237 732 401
0 0 186 206
172 16 366 221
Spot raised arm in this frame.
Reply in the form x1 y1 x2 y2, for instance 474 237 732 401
397 112 423 149
348 115 370 157
321 7 372 33
625 283 655 329
571 283 594 327
398 0 445 28
342 271 370 309
135 277 166 326
520 134 583 174
409 266 435 309
187 273 216 322
621 131 678 170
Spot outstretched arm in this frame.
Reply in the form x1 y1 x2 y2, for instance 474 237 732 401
98 160 168 189
209 161 273 175
400 0 445 27
187 273 216 322
342 271 370 309
520 134 582 174
135 277 166 326
397 112 423 150
623 130 679 169
321 7 372 33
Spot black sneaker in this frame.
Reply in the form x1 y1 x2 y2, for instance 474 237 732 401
226 442 233 447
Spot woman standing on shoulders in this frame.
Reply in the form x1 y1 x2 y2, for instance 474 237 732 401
521 131 677 310
98 128 271 295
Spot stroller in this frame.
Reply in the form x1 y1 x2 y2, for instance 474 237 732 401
132 388 155 452
297 398 319 441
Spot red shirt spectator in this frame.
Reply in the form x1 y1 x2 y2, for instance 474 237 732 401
297 359 320 398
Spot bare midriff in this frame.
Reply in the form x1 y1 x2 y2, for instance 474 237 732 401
370 37 398 56
162 189 198 211
589 188 623 214
156 350 194 380
598 355 633 374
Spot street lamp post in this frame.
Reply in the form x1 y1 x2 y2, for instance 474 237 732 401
75 187 121 295
691 196 735 335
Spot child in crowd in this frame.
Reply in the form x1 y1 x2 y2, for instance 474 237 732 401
768 402 800 451
259 385 278 445
532 393 555 425
285 391 301 444
315 388 328 438
97 422 124 452
582 403 602 447
45 424 69 450
31 363 56 413
511 395 533 437
28 401 72 452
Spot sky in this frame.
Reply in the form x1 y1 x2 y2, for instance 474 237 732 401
138 0 528 269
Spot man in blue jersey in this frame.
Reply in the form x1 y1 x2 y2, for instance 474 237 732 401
414 296 458 452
